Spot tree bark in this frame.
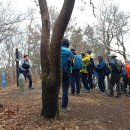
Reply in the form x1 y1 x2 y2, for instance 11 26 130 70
38 0 51 118
38 0 75 118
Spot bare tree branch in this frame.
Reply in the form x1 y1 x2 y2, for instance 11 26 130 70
90 0 96 17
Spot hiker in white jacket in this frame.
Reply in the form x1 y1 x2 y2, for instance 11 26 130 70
19 55 34 89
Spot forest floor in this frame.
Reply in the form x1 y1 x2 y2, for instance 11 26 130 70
0 82 130 130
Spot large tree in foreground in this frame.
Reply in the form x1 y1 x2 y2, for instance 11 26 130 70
38 0 75 118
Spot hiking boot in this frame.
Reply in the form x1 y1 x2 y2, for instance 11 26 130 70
29 86 34 89
108 94 114 97
90 89 94 92
69 93 75 96
84 90 90 93
115 94 121 98
127 93 130 97
100 92 106 95
123 93 127 96
61 107 67 112
76 93 80 96
82 88 86 91
61 107 70 112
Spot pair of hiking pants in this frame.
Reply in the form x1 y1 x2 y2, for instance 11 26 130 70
108 76 121 96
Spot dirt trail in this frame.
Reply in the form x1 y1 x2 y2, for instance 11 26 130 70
0 84 130 130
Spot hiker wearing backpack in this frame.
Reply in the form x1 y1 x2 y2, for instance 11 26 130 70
95 56 110 93
61 39 73 112
108 54 122 98
19 55 33 89
70 49 84 95
85 50 95 90
80 52 91 92
122 60 130 96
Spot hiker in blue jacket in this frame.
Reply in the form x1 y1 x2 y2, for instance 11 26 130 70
95 56 106 93
70 49 83 95
61 39 73 112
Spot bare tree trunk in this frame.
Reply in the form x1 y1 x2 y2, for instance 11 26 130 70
122 46 127 62
38 0 51 118
120 33 127 62
38 0 75 118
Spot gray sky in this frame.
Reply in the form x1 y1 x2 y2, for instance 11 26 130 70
11 0 130 27
12 0 130 20
5 0 130 56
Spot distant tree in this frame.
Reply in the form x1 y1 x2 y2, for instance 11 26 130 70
0 2 36 85
26 17 41 75
49 6 59 30
70 27 85 53
84 24 105 57
49 6 77 39
95 0 130 61
0 1 25 44
96 1 117 57
114 11 130 61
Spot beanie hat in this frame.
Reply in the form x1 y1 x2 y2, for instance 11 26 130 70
109 54 117 59
62 39 70 47
81 53 85 58
86 50 91 54
71 48 76 55
109 54 117 57
98 55 103 61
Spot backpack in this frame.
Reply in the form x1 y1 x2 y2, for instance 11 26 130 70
104 64 111 76
114 60 122 73
126 64 130 77
86 58 94 74
110 59 122 74
22 61 30 70
61 47 72 73
122 65 128 76
73 55 83 70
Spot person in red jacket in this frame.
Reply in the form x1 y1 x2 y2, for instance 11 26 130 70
123 60 130 96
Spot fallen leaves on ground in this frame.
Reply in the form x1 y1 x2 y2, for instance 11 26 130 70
0 84 130 130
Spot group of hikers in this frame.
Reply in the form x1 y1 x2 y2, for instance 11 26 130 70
18 38 130 112
61 38 130 112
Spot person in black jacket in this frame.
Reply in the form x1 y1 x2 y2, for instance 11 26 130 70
108 54 122 97
85 50 95 90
